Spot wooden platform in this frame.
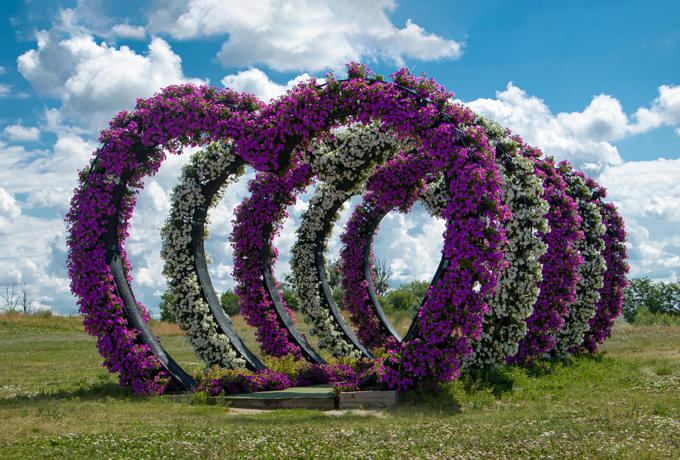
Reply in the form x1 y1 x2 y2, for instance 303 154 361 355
215 384 399 410
222 384 336 410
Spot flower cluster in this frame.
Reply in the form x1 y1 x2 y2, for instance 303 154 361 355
197 359 374 396
160 142 248 369
579 199 630 353
461 118 549 369
340 115 549 371
550 162 607 358
509 147 585 365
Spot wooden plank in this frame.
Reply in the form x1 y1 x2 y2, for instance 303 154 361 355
337 391 399 409
224 396 336 410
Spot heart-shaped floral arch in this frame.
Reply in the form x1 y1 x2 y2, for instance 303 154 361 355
67 63 628 395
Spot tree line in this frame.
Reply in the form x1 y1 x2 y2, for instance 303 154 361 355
159 257 429 321
622 277 680 324
160 271 680 327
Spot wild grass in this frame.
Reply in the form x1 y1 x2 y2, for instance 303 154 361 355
0 312 679 458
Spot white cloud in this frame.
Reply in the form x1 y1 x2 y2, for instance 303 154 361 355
599 158 680 281
17 31 205 131
221 68 317 102
0 83 9 97
148 0 463 71
675 127 680 137
465 83 627 173
631 85 680 134
0 188 21 232
2 124 41 142
112 23 146 39
373 204 445 284
0 132 95 211
0 208 76 314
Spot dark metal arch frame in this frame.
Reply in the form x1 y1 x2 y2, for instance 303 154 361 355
101 142 198 391
189 156 267 371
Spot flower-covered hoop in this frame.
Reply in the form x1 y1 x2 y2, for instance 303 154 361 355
578 189 629 353
340 117 550 370
161 142 269 370
67 86 268 393
509 145 585 364
290 123 406 358
223 68 509 389
551 162 607 358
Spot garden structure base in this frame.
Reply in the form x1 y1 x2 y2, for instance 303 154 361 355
164 385 400 410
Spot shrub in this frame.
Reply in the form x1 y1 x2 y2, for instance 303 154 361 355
220 290 241 316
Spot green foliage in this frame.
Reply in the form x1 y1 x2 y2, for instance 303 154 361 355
381 280 429 311
632 306 680 326
386 289 414 311
332 287 344 310
280 288 299 312
157 291 177 322
325 258 342 290
623 277 680 322
219 290 241 316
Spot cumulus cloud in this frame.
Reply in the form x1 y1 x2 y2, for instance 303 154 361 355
0 206 76 314
372 204 445 285
2 124 40 142
631 85 680 134
0 132 96 212
148 0 463 71
112 23 146 39
0 188 21 233
465 82 680 176
17 31 204 130
465 83 626 173
221 68 319 102
599 159 680 280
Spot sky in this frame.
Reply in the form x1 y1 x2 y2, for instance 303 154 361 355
0 0 679 316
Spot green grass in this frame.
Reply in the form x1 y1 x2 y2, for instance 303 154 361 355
1 313 679 458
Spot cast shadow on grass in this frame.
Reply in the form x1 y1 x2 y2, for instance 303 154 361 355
460 366 515 399
523 351 607 378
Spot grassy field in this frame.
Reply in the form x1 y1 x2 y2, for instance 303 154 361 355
0 312 679 459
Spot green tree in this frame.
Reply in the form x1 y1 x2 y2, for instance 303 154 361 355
280 286 299 311
386 289 414 311
623 277 680 322
400 280 429 308
158 291 177 322
326 257 342 290
220 289 241 316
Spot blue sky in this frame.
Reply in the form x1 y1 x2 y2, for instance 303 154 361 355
1 0 679 316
